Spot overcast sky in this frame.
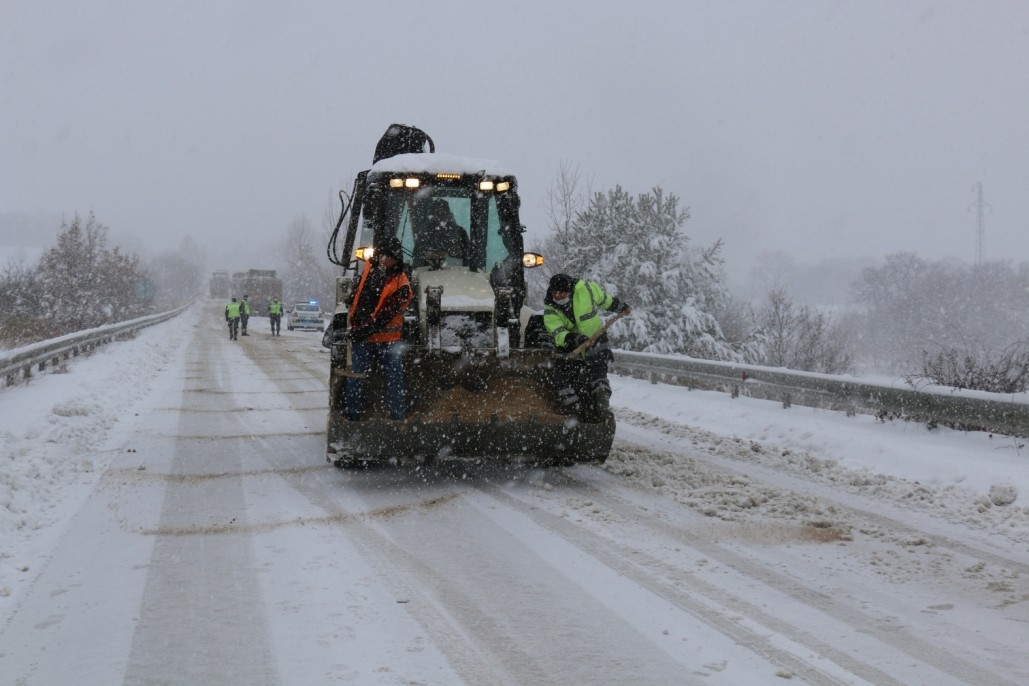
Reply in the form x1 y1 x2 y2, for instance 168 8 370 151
2 0 1027 282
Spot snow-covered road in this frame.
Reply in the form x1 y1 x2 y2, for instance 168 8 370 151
2 302 1027 685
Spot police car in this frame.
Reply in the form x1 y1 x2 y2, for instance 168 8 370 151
287 301 324 332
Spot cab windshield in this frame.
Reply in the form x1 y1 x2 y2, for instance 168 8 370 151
361 183 521 275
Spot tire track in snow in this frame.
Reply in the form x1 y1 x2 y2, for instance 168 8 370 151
475 479 900 686
543 464 1023 686
272 451 717 685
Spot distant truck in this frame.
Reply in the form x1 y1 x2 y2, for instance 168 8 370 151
209 270 230 299
232 269 283 316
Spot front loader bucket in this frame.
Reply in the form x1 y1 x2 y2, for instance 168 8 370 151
326 355 615 467
327 345 617 468
327 410 614 467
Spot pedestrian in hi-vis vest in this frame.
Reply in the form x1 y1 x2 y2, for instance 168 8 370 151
240 294 252 336
268 297 284 336
225 297 242 340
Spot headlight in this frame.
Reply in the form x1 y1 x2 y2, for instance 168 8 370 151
521 252 544 268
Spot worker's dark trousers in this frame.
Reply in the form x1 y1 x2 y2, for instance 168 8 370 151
554 355 611 409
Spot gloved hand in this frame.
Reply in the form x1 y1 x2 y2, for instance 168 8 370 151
610 297 631 315
349 326 370 342
565 333 589 351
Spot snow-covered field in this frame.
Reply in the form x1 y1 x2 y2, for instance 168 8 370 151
1 302 1027 684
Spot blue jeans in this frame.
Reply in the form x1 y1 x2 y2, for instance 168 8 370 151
345 340 407 420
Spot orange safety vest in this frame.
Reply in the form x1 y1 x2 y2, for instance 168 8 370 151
348 267 411 343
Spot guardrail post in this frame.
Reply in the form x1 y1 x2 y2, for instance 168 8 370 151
782 393 792 409
731 384 739 398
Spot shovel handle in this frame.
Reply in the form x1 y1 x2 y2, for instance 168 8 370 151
567 309 629 357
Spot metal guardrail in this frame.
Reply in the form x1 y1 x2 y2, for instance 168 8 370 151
6 313 1029 437
612 350 1029 438
1 303 191 388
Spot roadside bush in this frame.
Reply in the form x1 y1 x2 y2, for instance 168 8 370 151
0 316 63 349
914 342 1029 393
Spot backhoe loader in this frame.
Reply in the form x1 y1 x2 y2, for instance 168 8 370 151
324 124 615 467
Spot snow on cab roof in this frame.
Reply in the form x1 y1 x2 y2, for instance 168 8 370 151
369 152 513 177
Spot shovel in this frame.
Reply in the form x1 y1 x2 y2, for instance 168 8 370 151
338 339 368 379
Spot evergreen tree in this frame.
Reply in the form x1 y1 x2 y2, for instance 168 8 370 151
562 185 738 359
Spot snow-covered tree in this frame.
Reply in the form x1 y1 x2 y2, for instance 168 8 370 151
35 213 150 333
708 294 766 365
557 185 739 359
0 258 55 347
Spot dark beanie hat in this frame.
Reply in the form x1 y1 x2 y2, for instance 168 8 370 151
376 236 404 262
548 273 575 293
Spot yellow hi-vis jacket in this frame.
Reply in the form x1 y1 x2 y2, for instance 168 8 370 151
543 279 618 350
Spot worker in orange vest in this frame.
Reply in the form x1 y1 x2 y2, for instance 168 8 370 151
344 236 412 421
